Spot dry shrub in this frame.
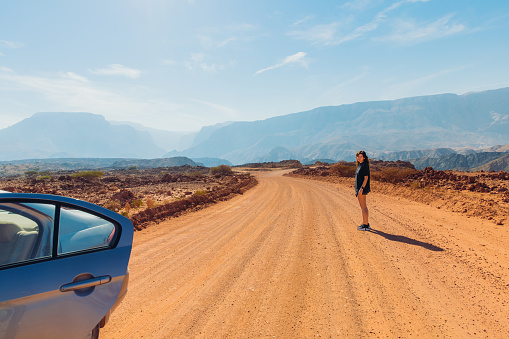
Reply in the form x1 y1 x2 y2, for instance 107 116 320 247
210 165 233 176
186 170 205 178
104 200 121 212
372 168 417 184
132 199 144 208
146 197 156 209
194 190 208 196
330 163 357 177
71 171 104 178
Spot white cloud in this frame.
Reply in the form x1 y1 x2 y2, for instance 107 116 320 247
330 0 430 45
288 23 341 45
89 64 141 79
377 14 466 44
290 0 430 46
293 15 315 26
162 59 177 66
59 71 88 82
342 0 379 11
185 53 224 73
217 37 238 48
254 52 308 76
0 40 24 49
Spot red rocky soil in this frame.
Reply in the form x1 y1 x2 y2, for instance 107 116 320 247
289 162 509 225
0 165 257 230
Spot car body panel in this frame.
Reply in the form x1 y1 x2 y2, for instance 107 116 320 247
0 193 133 339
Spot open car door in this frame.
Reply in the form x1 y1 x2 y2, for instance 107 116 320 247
0 193 134 339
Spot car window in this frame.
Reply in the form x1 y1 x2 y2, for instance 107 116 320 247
0 203 54 267
58 207 117 255
0 201 118 268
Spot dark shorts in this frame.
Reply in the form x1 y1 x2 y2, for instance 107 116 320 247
355 189 370 197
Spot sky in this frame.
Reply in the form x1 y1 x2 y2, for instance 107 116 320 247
1 0 509 132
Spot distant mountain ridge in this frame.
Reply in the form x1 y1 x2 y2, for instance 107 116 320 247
2 87 509 166
0 112 166 160
411 151 509 171
175 87 509 164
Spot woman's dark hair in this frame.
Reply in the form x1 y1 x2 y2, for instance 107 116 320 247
355 150 369 166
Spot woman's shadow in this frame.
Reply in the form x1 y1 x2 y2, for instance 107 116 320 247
368 228 443 252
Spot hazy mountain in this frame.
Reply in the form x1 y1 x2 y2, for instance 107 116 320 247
0 112 165 161
191 158 233 167
473 153 509 172
177 87 509 164
3 88 509 166
0 156 200 174
111 121 197 152
109 157 198 169
257 146 296 163
411 152 509 171
378 148 458 161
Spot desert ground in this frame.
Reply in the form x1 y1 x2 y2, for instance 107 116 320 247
100 169 509 338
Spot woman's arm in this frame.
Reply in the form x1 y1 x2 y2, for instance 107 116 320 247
360 176 368 191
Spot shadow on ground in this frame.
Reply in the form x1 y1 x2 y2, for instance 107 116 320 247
368 229 444 252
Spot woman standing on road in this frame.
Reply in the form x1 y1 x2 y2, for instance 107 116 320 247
355 150 371 231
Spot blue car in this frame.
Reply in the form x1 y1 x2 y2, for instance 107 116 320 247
0 192 134 339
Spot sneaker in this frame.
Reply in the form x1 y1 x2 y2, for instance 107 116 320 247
357 224 368 231
364 223 371 231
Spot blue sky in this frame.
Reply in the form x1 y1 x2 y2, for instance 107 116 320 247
1 0 508 131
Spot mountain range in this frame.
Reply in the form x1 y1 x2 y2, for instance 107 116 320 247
174 87 509 164
1 87 508 169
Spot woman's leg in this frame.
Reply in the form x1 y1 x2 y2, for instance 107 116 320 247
357 193 369 225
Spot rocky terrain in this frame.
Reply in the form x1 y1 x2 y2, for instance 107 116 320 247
102 169 509 338
288 161 509 225
0 165 257 230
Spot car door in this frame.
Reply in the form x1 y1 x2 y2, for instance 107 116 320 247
0 193 133 339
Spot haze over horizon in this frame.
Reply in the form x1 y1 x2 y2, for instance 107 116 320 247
1 0 509 132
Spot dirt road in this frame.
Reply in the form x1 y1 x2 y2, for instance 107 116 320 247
102 170 509 338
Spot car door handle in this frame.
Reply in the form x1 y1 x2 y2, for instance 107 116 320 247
60 275 112 292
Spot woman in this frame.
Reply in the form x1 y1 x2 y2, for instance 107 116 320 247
355 150 371 231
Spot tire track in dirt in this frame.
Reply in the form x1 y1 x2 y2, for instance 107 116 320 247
102 170 509 338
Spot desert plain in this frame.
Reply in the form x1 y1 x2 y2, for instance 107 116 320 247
94 166 508 338
2 164 509 337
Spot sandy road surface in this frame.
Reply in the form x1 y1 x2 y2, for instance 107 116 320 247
102 170 509 338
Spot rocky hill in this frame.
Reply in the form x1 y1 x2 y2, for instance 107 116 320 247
410 152 509 171
176 87 509 164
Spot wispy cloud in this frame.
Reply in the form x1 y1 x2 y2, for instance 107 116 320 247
191 99 239 119
377 14 466 44
288 22 342 45
0 69 179 124
293 15 315 26
342 0 380 11
253 52 308 76
0 40 25 49
217 37 238 48
198 23 259 49
331 0 430 45
185 53 224 73
59 71 89 82
386 64 473 95
290 0 430 46
89 64 141 79
162 59 177 66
